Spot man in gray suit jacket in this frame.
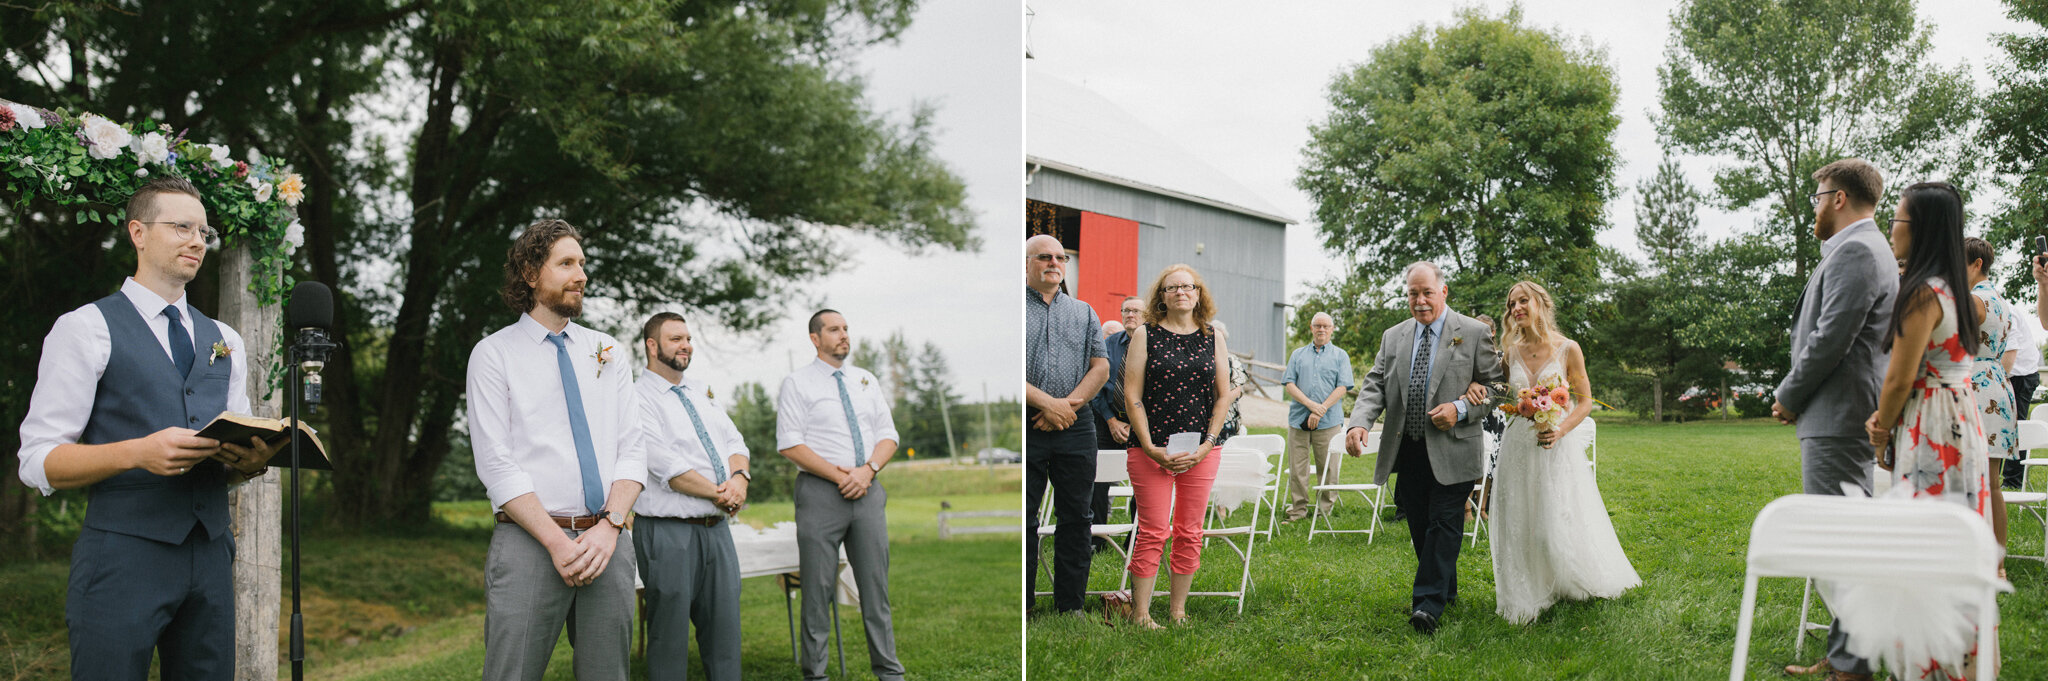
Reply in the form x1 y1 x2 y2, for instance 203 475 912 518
1771 158 1894 681
1345 261 1503 635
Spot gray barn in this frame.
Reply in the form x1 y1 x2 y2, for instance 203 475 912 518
1025 72 1296 367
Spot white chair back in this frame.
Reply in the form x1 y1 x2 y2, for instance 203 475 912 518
2032 403 2048 424
2018 420 2048 452
1095 450 1129 484
1231 433 1285 459
1730 495 2008 681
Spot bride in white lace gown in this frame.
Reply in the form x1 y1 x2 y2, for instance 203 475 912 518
1489 281 1641 625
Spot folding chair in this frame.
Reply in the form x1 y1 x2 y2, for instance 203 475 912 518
1309 429 1385 543
1032 453 1138 597
1466 432 1500 547
2006 419 2048 566
1222 433 1285 538
1102 449 1135 524
1731 495 2009 681
1584 418 1600 481
1189 447 1266 613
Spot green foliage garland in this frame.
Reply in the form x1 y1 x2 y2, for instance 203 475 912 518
0 99 305 306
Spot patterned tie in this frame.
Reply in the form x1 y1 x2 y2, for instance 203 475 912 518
164 305 195 377
672 385 728 482
546 332 607 515
1406 325 1433 437
833 369 867 467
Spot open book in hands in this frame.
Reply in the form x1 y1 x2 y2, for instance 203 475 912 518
195 412 332 471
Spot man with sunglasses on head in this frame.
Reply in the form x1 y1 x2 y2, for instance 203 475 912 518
17 177 277 680
1024 234 1108 617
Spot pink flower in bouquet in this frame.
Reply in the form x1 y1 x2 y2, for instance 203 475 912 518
1532 394 1554 413
1516 397 1536 417
1549 386 1569 403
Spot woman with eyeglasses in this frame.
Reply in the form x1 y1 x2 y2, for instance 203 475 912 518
1120 264 1232 628
1854 181 1993 679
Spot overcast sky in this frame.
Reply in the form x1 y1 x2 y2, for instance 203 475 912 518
1024 0 2030 304
676 1 1022 403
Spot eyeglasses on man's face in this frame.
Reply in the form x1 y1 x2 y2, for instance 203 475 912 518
1032 253 1070 264
142 221 221 249
1808 189 1843 208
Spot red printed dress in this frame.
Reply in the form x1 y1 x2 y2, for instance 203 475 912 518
1892 277 1988 516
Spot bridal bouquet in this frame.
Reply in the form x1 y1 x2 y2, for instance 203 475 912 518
1496 375 1572 445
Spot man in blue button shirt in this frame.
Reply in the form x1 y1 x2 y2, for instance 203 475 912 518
1280 312 1353 523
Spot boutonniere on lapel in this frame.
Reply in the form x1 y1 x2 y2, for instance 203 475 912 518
1450 335 1465 347
591 344 614 379
209 340 232 366
861 376 870 387
704 385 714 401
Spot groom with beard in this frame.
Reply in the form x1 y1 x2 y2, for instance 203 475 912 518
1772 158 1894 681
1345 261 1502 634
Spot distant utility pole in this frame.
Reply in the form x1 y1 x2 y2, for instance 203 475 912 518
939 394 959 462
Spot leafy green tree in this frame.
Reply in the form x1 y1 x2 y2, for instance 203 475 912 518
1296 5 1620 330
897 341 962 459
0 0 979 530
1656 0 1977 283
1979 0 2048 300
727 381 796 503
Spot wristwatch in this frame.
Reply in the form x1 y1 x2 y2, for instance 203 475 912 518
603 510 627 529
866 460 883 474
731 469 752 482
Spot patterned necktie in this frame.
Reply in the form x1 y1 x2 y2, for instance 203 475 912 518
1406 325 1433 437
833 369 867 467
165 305 194 377
672 385 728 482
546 331 606 515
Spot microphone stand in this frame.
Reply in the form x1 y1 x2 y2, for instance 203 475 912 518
287 347 306 681
286 328 333 681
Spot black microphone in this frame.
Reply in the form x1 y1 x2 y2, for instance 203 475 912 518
287 281 337 410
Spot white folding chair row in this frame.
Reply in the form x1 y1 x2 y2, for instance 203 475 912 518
1188 447 1266 613
1466 433 1499 547
1310 429 1385 543
1227 433 1286 538
2004 420 2048 566
1734 494 2008 681
1032 451 1138 597
1101 449 1135 523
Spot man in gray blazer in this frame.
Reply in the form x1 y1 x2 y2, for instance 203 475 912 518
1771 158 1894 681
1345 261 1503 635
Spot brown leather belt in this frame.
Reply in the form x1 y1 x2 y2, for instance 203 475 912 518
639 514 722 527
495 511 603 531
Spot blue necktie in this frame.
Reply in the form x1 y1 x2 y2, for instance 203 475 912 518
834 369 867 467
165 305 194 377
546 332 606 515
672 385 728 482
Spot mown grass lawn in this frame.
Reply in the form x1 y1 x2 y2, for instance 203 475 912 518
0 463 1021 680
1026 419 2048 680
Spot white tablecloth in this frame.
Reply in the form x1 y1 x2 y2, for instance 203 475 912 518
627 521 858 606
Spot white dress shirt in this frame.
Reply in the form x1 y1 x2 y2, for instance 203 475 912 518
17 278 249 495
466 314 647 515
775 358 898 469
2012 307 2040 378
635 369 749 519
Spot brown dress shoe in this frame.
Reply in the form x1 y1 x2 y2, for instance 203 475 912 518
1784 658 1831 675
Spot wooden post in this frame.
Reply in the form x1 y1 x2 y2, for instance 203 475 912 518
220 244 282 679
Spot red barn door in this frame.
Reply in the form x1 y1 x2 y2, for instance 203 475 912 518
1078 211 1139 325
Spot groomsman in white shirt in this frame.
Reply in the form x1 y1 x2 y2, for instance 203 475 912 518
633 311 749 681
16 177 273 680
465 219 646 681
776 309 904 680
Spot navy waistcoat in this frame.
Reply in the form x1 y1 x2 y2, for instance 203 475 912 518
79 293 233 544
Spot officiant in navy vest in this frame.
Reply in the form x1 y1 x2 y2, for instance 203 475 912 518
16 177 277 680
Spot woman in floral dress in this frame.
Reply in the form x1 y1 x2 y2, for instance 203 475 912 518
1964 236 2018 576
1865 181 1990 680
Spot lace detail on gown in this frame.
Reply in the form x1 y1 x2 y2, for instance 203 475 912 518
1488 351 1641 624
